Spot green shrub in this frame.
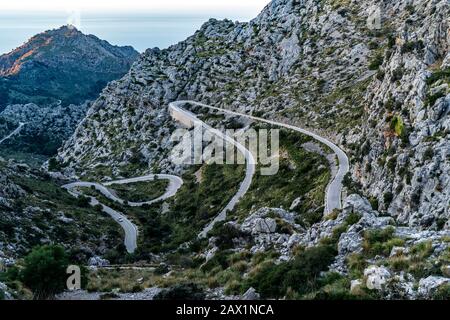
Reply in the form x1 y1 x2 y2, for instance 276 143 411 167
245 245 337 298
345 212 362 226
312 273 358 300
369 197 379 211
154 283 206 300
209 223 250 250
383 192 394 207
433 284 450 300
391 67 404 82
363 227 404 257
376 70 385 81
390 115 405 137
20 245 70 299
369 54 384 70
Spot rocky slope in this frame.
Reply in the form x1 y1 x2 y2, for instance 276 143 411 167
0 25 139 109
0 102 90 157
58 0 377 173
58 0 448 225
50 0 449 299
351 0 449 229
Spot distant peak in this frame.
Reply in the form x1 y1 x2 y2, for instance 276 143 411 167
60 24 78 31
53 25 81 35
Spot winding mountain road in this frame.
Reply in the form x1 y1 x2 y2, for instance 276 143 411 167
170 100 349 216
63 174 183 253
169 102 256 238
63 100 348 251
0 122 25 145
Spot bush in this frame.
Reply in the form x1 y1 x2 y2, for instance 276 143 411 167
76 195 91 208
401 40 424 54
369 54 384 70
426 67 450 85
345 212 362 226
363 227 404 257
376 70 385 81
209 223 250 250
433 284 450 300
369 197 379 211
423 147 434 161
391 67 404 82
201 250 232 273
383 192 394 207
154 283 206 300
20 245 70 299
245 245 337 298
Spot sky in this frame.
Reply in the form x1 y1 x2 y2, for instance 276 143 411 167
0 0 271 16
0 0 272 54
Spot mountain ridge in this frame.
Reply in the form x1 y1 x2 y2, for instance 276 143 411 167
0 25 139 109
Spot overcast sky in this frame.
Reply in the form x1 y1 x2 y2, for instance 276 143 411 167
0 0 271 16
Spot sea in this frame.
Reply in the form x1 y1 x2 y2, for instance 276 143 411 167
0 12 255 54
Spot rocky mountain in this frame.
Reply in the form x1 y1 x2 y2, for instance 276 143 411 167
2 0 448 300
59 0 449 226
0 25 139 110
53 0 450 299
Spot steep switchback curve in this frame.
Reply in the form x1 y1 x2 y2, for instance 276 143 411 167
169 102 256 238
63 174 183 253
170 100 349 216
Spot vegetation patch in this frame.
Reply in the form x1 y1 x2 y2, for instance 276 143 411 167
109 179 170 203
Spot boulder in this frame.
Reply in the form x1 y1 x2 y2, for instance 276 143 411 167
289 197 302 210
418 276 449 298
88 256 110 267
242 287 260 300
364 266 391 290
338 231 363 255
254 218 277 234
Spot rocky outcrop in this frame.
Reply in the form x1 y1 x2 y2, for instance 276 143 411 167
353 0 449 229
0 102 90 156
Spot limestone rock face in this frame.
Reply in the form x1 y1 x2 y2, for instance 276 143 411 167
254 218 277 234
0 102 90 156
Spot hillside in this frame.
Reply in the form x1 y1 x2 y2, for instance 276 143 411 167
1 0 448 300
0 25 139 109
